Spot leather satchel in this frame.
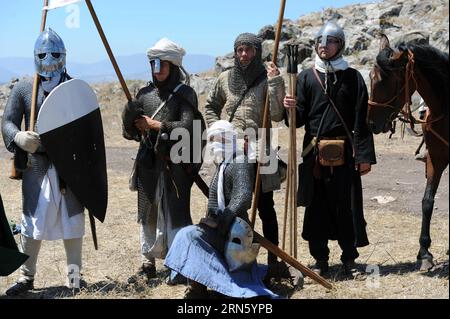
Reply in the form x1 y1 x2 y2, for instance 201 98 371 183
317 139 345 167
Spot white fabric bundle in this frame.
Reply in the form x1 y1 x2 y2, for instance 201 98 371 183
207 120 238 211
147 38 186 67
315 54 349 73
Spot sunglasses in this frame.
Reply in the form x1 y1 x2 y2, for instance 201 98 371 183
37 52 62 60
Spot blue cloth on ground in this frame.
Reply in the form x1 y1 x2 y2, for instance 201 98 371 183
164 224 279 299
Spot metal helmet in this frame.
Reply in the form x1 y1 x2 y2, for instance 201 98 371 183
315 21 346 60
224 217 261 272
34 28 66 77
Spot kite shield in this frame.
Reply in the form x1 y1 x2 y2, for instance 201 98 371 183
36 79 107 224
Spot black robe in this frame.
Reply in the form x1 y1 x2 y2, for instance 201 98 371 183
286 67 376 247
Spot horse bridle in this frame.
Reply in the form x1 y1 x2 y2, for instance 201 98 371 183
368 49 449 147
368 50 419 125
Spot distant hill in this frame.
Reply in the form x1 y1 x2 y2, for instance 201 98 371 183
0 67 17 82
0 53 215 83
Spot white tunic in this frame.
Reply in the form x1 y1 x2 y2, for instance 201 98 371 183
22 165 85 241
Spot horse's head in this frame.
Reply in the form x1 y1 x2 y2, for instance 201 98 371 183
367 35 416 134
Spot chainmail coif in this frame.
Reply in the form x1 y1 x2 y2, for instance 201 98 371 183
228 33 267 95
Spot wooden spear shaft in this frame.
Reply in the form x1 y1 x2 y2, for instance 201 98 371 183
197 180 332 289
84 0 134 250
281 154 290 251
290 73 298 258
11 0 50 180
254 232 332 289
29 0 50 133
85 0 132 102
249 0 286 228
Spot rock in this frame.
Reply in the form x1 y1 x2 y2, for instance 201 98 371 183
258 25 275 41
8 78 19 90
321 8 343 22
282 20 302 40
393 30 430 46
214 53 234 74
353 34 372 52
279 40 314 66
380 4 403 20
404 2 434 16
379 4 403 29
371 196 397 204
190 75 216 96
262 40 288 67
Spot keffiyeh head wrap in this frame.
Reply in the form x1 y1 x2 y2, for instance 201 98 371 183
147 38 190 85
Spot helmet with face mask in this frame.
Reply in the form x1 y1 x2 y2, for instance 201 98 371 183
315 22 346 61
34 28 66 78
224 217 260 272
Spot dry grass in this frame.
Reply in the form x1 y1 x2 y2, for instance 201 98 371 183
0 86 448 300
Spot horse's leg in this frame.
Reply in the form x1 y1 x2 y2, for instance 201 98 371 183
417 156 446 271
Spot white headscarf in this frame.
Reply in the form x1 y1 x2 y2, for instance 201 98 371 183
147 38 186 67
207 121 238 211
207 120 237 164
314 54 349 74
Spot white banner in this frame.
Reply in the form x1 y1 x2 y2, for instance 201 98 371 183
43 0 82 10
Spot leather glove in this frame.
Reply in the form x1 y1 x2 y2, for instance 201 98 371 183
14 131 40 154
122 99 144 140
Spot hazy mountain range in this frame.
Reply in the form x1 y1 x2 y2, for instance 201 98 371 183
0 53 215 83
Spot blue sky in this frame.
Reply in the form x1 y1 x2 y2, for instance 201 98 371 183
0 0 378 63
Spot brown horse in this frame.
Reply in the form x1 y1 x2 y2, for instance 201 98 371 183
367 34 449 271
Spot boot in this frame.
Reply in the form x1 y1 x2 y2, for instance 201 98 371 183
311 260 329 276
343 260 365 280
5 278 34 296
127 263 156 284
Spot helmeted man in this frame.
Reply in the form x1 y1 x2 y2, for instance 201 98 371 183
122 38 199 283
284 21 376 276
164 121 277 299
204 33 285 266
2 28 85 296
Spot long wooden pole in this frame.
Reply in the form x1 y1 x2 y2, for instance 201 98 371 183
254 232 332 289
290 72 298 258
85 0 132 102
9 0 49 180
83 0 135 250
250 0 286 228
30 0 49 133
284 44 299 258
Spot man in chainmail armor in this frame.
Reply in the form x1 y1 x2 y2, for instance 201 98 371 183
122 38 199 284
165 121 277 299
205 33 286 268
2 29 86 296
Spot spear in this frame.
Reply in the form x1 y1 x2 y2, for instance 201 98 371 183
85 0 132 102
249 0 286 228
287 44 299 258
9 0 50 180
